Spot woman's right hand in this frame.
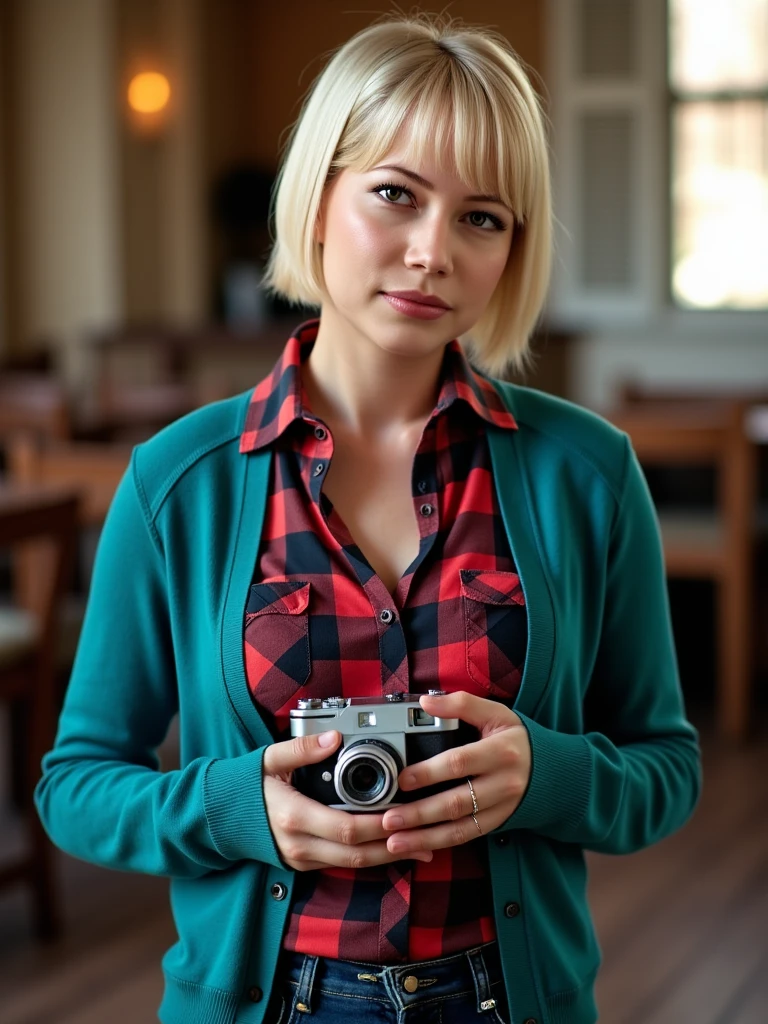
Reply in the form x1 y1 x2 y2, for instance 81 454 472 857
262 730 434 871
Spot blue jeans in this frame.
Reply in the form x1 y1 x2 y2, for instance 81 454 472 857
268 941 511 1024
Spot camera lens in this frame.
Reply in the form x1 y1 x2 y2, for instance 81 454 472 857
335 740 402 809
344 758 386 802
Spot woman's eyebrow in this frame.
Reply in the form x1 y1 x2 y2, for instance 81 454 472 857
372 164 509 208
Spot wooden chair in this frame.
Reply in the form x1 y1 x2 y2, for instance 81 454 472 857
0 374 72 446
6 436 132 647
6 436 133 532
3 438 132 845
0 484 79 939
84 325 197 442
608 397 759 741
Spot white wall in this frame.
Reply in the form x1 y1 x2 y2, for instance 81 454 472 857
571 322 768 410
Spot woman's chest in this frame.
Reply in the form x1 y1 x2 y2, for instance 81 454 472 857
245 445 527 731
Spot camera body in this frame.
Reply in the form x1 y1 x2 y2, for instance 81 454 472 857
289 691 475 811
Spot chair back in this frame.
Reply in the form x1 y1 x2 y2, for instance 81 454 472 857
0 374 71 445
5 436 132 609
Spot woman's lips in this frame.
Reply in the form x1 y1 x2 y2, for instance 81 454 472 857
381 293 450 320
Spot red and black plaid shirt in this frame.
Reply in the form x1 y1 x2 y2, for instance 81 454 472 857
241 320 527 963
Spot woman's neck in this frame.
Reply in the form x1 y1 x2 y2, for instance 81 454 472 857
303 313 445 443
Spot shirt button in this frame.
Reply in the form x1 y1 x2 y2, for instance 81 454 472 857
419 503 434 517
504 901 521 918
314 426 327 440
380 609 395 624
247 986 263 1003
417 480 428 494
313 463 325 477
270 882 288 901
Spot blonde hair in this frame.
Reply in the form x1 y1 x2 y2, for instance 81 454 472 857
264 13 552 377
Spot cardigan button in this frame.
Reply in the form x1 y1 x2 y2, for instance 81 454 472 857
523 1019 537 1024
504 901 521 918
247 986 263 1003
270 882 289 901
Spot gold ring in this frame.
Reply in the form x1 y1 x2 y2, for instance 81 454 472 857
467 778 482 835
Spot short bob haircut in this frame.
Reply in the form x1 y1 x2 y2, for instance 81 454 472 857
264 13 552 378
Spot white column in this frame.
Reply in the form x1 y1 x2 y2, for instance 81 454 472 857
15 0 121 393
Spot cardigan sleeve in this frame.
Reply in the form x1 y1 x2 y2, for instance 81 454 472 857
34 453 284 877
503 437 702 852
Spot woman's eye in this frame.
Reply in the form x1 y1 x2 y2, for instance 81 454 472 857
374 184 412 205
467 211 504 231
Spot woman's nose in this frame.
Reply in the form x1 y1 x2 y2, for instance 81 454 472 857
404 216 453 276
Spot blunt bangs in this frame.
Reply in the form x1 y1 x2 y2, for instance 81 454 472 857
264 15 553 377
336 44 538 229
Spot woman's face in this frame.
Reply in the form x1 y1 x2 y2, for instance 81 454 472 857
315 141 515 362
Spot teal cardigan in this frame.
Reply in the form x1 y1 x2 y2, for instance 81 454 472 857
35 381 701 1024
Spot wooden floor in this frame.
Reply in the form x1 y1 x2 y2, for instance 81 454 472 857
1 708 767 1023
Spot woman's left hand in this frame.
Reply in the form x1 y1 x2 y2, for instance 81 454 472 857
381 690 531 854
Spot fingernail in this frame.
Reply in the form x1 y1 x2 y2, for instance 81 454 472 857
414 852 434 862
400 772 416 789
385 814 405 830
318 731 337 748
389 840 409 853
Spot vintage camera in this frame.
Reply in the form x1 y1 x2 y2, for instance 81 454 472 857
289 692 475 811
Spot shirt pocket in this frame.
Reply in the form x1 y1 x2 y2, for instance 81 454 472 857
460 569 526 698
244 580 311 709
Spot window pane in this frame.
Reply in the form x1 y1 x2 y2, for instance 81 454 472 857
670 0 768 91
672 101 768 308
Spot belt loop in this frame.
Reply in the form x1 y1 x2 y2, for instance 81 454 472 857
467 947 497 1013
295 954 319 1014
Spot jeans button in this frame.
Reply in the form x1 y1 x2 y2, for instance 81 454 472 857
402 975 419 993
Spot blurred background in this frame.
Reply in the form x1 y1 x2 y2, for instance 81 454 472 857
0 1 766 1021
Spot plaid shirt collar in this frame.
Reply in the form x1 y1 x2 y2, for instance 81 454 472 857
239 318 517 454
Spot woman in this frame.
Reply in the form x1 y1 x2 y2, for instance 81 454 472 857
35 14 701 1024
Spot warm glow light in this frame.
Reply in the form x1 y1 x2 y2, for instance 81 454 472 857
128 72 171 115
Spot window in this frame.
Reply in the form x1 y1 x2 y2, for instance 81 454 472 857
670 0 768 309
547 0 768 324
